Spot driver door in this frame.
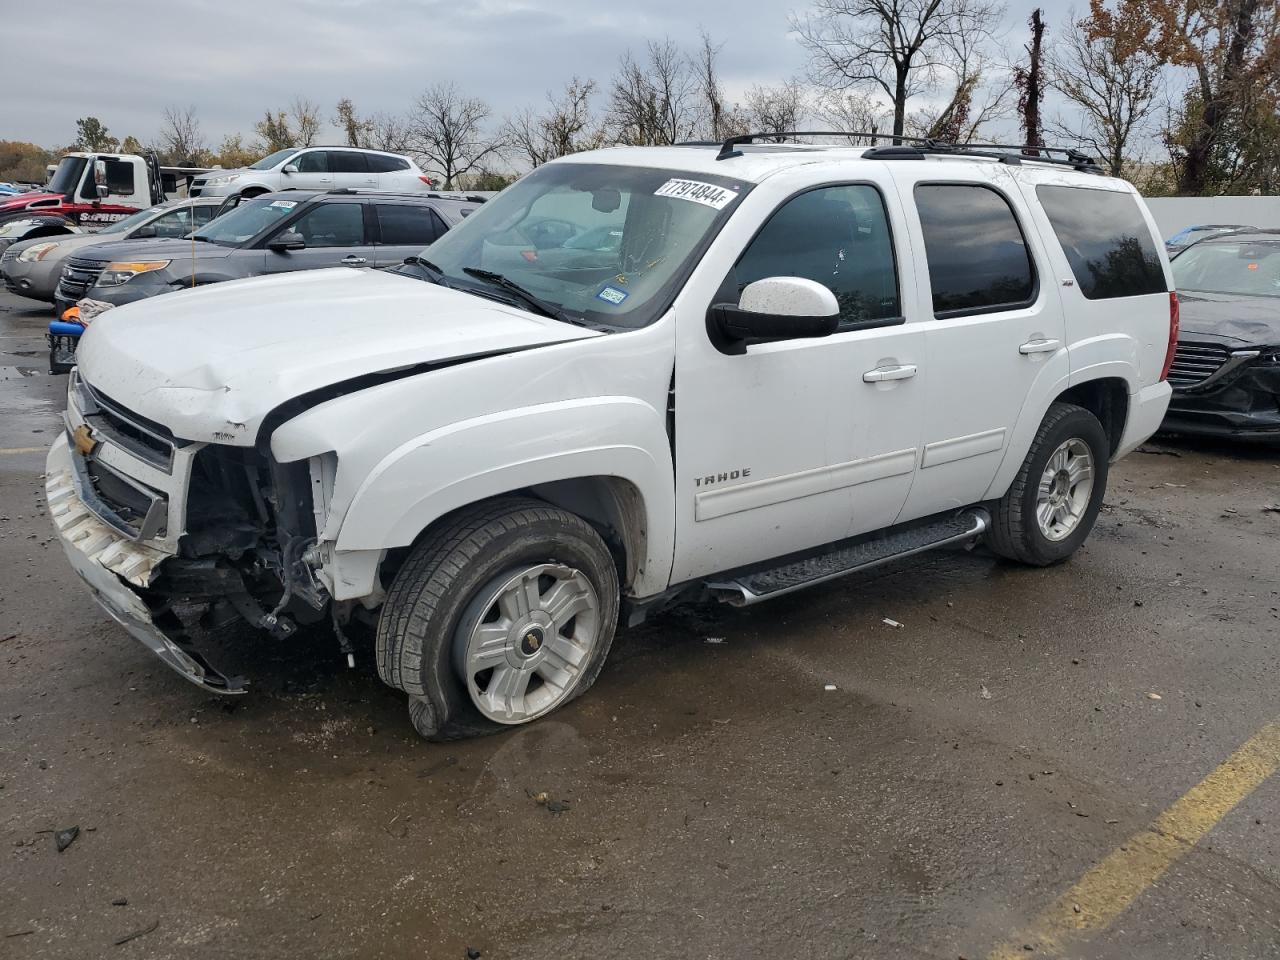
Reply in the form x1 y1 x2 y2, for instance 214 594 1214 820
260 201 375 274
670 174 928 583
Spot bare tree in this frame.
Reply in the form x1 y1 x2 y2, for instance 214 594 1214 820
1015 9 1047 148
745 81 808 140
408 82 505 188
691 29 733 140
334 98 371 147
1045 5 1163 177
608 40 698 145
911 16 1014 141
793 0 1004 140
505 77 603 168
366 112 413 154
254 97 324 151
158 105 207 163
816 91 892 141
290 97 321 147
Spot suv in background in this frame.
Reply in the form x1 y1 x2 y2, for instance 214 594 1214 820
189 147 432 199
46 138 1175 741
56 189 479 314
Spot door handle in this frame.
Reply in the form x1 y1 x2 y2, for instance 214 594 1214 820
341 255 367 265
862 364 918 383
1019 338 1061 355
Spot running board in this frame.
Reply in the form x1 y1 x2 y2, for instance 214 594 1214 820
706 509 989 606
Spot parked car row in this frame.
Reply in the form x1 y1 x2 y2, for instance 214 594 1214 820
0 145 483 371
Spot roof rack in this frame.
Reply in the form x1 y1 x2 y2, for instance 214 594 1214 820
706 131 1102 173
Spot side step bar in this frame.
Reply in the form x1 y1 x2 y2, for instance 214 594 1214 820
707 509 989 606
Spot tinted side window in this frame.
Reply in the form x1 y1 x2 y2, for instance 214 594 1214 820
330 151 370 173
915 184 1035 314
1035 185 1166 299
734 184 900 325
368 154 410 173
294 151 329 173
287 202 365 246
376 204 445 245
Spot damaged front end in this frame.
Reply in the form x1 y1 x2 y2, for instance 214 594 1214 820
1163 339 1280 440
49 371 342 693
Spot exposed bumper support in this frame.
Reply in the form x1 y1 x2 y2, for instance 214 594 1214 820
46 436 246 694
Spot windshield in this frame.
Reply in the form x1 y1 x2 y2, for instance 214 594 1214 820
48 156 88 198
249 148 301 171
193 196 300 246
1173 240 1280 298
100 206 163 235
412 162 750 329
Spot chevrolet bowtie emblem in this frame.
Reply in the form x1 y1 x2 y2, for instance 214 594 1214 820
72 424 97 457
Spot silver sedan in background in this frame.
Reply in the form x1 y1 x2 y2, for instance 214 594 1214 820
0 196 231 305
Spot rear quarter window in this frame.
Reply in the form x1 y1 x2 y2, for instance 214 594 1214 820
1035 185 1166 299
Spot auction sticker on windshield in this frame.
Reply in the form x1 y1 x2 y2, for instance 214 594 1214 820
269 200 297 209
654 179 738 210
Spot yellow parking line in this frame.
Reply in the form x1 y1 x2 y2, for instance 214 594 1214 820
0 446 46 455
989 721 1280 959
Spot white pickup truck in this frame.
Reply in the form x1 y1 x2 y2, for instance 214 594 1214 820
47 136 1176 740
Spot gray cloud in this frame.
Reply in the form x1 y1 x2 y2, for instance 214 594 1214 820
3 0 1048 151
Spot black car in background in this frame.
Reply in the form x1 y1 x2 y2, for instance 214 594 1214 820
1163 230 1280 440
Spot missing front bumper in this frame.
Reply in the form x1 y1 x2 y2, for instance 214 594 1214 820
46 436 247 694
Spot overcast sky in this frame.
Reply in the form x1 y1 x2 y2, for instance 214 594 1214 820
3 0 1049 152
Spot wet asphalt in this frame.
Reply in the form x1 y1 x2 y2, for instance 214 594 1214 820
2 288 1279 960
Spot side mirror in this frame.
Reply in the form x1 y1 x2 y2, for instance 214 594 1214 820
95 184 110 200
93 159 107 185
710 277 840 343
282 163 299 175
134 224 157 238
268 231 306 252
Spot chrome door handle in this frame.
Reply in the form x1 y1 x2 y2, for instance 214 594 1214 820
862 364 918 383
341 256 367 265
1019 338 1061 355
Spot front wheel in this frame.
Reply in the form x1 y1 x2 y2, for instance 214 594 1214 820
376 498 619 741
986 402 1110 566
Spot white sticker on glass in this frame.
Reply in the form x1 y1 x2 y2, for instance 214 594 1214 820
653 179 737 210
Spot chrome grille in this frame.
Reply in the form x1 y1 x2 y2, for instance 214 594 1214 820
1167 341 1230 387
58 255 107 301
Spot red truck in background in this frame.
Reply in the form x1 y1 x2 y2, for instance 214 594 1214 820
0 151 207 252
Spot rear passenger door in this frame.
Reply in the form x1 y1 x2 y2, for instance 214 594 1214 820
260 201 376 274
888 169 1069 522
372 202 448 266
330 151 378 190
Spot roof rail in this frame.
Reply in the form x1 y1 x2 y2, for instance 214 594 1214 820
706 131 1102 173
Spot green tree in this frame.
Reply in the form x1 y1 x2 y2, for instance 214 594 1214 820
74 117 119 152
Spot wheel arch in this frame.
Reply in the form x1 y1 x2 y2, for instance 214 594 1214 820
1054 377 1129 456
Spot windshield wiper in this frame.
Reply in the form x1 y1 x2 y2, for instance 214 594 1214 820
402 255 452 286
461 267 579 324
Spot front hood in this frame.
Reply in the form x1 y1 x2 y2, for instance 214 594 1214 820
1178 292 1280 346
0 191 62 212
76 268 601 444
79 237 234 263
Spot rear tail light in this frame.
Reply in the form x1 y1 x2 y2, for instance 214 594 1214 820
1160 291 1180 381
418 176 434 186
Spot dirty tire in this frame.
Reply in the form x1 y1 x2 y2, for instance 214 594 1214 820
376 498 619 741
986 402 1109 566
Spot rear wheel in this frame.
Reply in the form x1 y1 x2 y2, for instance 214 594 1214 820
986 402 1109 566
376 498 619 741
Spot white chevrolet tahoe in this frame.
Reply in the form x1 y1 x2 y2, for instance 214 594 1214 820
47 137 1177 740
